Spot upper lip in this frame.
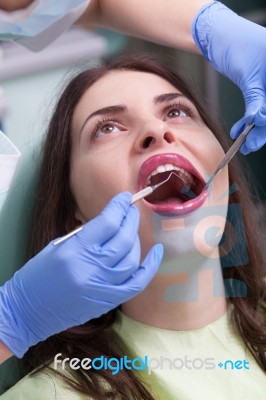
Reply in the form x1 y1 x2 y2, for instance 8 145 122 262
137 153 205 190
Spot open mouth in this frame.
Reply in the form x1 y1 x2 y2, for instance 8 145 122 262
137 153 208 216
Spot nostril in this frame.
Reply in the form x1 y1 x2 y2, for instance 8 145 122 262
163 132 174 144
142 136 154 148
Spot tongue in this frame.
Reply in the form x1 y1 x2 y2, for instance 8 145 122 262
145 172 193 205
152 197 184 205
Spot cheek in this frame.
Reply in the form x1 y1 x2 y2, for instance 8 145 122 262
184 126 225 171
70 154 129 221
188 128 229 202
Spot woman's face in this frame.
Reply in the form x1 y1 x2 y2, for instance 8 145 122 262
70 70 229 259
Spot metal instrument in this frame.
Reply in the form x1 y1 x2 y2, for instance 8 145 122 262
53 171 181 246
203 123 255 190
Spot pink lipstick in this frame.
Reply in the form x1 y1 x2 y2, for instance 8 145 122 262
137 153 208 216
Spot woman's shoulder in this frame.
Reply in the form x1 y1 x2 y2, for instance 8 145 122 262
1 367 89 400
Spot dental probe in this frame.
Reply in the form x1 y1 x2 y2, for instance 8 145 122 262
203 123 255 191
53 172 179 246
131 175 171 203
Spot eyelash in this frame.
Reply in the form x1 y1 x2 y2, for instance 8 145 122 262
91 101 195 139
91 117 120 140
163 101 194 119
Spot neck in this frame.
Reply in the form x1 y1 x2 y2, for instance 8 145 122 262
121 250 227 330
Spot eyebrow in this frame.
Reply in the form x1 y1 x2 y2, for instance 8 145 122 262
79 92 185 137
154 92 183 104
79 105 126 137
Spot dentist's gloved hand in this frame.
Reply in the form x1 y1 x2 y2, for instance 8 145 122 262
0 192 163 358
193 1 266 154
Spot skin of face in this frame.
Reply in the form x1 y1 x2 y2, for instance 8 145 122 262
70 70 229 263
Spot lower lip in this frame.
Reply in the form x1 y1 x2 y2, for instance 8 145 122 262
143 189 209 216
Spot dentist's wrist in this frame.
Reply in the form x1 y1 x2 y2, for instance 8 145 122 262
192 1 236 64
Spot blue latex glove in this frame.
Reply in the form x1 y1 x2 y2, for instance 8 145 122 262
0 192 163 358
192 1 266 154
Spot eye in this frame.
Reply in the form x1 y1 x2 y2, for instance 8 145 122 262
93 120 122 139
164 102 194 121
167 108 188 118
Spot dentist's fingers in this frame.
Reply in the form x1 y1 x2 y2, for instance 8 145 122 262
254 102 266 127
110 244 164 303
240 126 266 155
93 205 140 267
77 192 132 246
230 117 246 141
230 110 266 154
99 238 141 285
80 244 163 305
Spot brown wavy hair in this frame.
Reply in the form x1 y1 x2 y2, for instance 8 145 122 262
24 54 266 399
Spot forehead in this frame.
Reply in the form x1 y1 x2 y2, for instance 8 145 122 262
75 70 180 112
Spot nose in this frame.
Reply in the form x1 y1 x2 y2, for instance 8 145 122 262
134 118 176 152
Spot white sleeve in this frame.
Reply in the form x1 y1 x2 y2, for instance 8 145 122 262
0 131 21 211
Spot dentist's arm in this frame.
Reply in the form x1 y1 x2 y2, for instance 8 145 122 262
1 0 265 152
82 0 207 52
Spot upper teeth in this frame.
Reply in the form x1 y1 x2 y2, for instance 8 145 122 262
145 163 194 187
